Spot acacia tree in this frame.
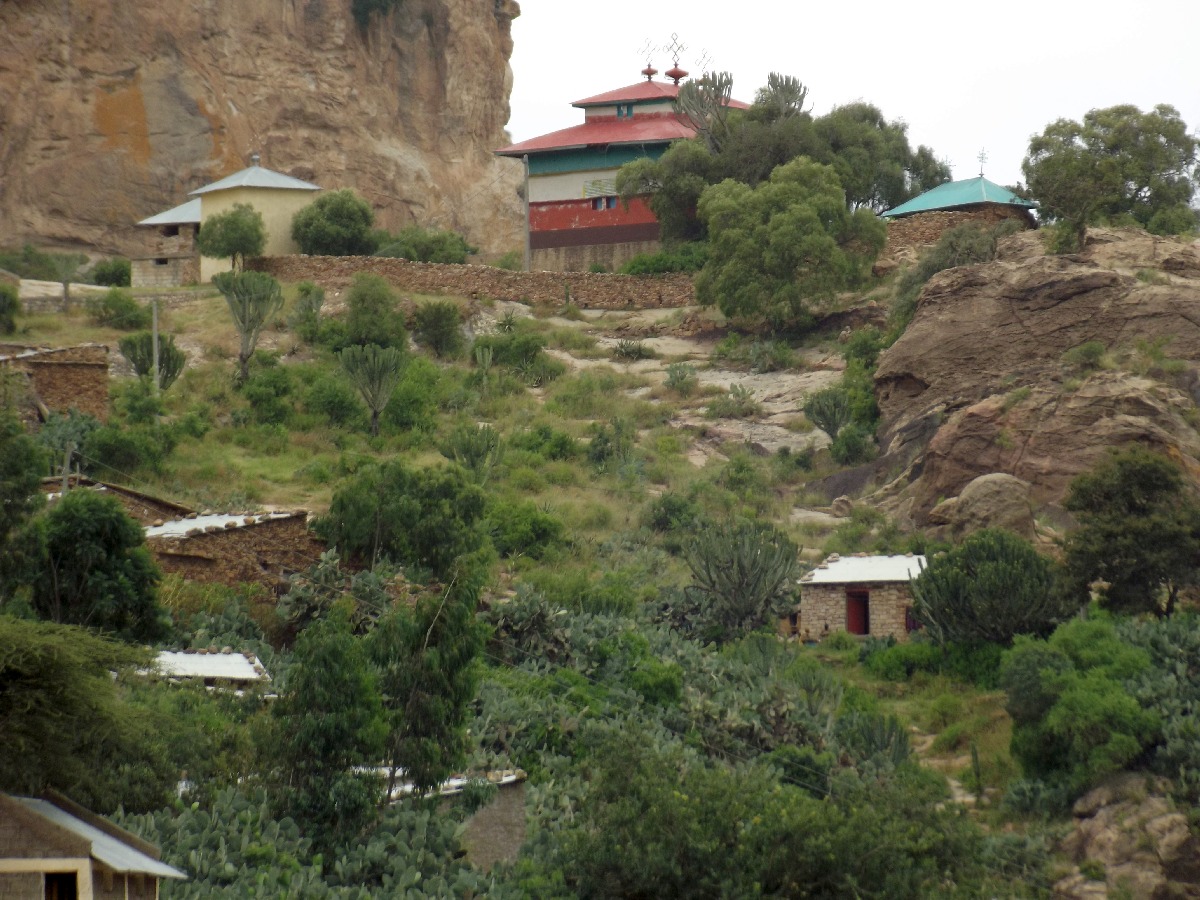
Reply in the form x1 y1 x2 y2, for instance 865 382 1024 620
1023 104 1199 251
196 203 266 273
695 157 886 329
339 343 405 436
213 270 284 382
1062 447 1200 616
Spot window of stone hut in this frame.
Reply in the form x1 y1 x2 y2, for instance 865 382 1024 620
154 258 169 266
163 225 180 237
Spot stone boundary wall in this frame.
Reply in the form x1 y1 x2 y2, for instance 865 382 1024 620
249 255 696 310
799 582 914 642
884 206 1034 259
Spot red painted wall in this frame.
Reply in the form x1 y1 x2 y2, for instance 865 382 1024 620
530 196 657 233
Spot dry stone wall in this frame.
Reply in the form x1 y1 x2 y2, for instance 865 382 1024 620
147 513 324 591
249 256 695 310
883 206 1034 260
799 582 914 642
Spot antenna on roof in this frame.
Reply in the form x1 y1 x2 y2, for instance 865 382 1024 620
977 149 988 178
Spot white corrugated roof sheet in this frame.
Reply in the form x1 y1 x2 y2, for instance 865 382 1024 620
190 165 320 195
14 799 187 880
144 511 296 539
801 554 926 584
154 650 270 683
137 198 201 226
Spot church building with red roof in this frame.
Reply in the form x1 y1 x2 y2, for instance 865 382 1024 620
496 63 746 272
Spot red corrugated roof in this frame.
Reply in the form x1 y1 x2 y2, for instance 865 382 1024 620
496 115 698 156
573 80 682 106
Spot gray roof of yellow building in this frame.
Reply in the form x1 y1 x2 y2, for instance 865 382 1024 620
190 165 320 196
881 176 1036 218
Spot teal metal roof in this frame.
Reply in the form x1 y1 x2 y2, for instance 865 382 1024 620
190 165 320 196
880 176 1036 218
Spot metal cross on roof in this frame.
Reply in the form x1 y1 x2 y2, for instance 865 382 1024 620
978 149 988 177
666 32 687 67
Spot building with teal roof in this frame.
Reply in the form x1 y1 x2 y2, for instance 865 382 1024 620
879 176 1038 260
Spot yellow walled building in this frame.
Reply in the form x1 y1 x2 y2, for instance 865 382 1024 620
192 155 321 282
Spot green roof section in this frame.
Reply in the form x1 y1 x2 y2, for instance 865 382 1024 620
880 176 1037 218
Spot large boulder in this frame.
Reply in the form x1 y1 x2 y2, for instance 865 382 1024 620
927 473 1035 540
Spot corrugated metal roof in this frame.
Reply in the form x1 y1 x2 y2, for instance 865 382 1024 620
881 176 1037 218
144 511 297 539
190 165 320 196
15 799 187 880
154 650 270 683
801 554 926 584
137 198 201 227
496 115 697 156
573 80 683 106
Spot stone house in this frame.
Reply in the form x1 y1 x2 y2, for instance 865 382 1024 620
879 175 1037 261
41 476 194 525
131 198 200 288
791 553 926 642
0 791 186 899
0 344 109 422
144 511 324 592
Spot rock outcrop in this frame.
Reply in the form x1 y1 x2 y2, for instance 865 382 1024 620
0 0 523 256
1055 774 1200 899
871 229 1200 526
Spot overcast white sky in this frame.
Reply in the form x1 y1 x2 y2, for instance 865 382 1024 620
505 1 1200 192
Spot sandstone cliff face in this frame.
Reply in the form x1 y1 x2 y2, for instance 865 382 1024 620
871 229 1200 526
0 0 523 255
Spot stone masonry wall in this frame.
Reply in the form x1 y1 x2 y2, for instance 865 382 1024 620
883 206 1034 260
147 514 324 591
131 255 199 289
531 238 662 274
799 582 915 642
0 345 109 421
249 256 695 310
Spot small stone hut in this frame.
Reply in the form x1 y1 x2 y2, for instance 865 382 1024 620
131 198 201 288
795 553 926 642
0 791 186 899
0 344 109 422
880 175 1037 260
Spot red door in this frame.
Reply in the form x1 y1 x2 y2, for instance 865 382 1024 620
846 590 870 635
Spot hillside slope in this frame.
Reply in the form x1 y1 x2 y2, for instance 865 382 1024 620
0 0 523 255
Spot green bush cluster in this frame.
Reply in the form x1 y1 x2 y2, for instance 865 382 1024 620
85 288 150 330
375 225 476 264
619 241 707 274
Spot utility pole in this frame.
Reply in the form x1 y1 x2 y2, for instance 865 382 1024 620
522 154 531 273
152 298 161 395
61 441 74 494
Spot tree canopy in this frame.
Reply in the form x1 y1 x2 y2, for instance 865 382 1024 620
291 189 377 257
1022 104 1199 250
33 490 168 641
694 157 886 328
196 203 266 272
1061 447 1200 616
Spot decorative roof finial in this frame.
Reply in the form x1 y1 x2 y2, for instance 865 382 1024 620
665 32 688 85
638 38 657 81
977 148 988 178
250 152 261 167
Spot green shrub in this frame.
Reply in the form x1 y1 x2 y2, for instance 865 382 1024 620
0 283 20 334
491 250 523 271
473 331 547 368
1063 340 1107 371
664 362 699 396
83 424 177 476
619 241 707 274
291 189 376 256
508 424 579 460
706 384 760 419
613 339 654 360
346 273 406 349
89 257 131 287
85 288 150 330
891 224 1003 332
375 225 476 263
843 327 884 368
413 300 464 358
289 281 325 341
240 366 294 426
440 422 502 483
829 423 875 465
748 340 794 373
863 641 942 681
587 420 634 468
302 373 364 428
487 499 565 559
